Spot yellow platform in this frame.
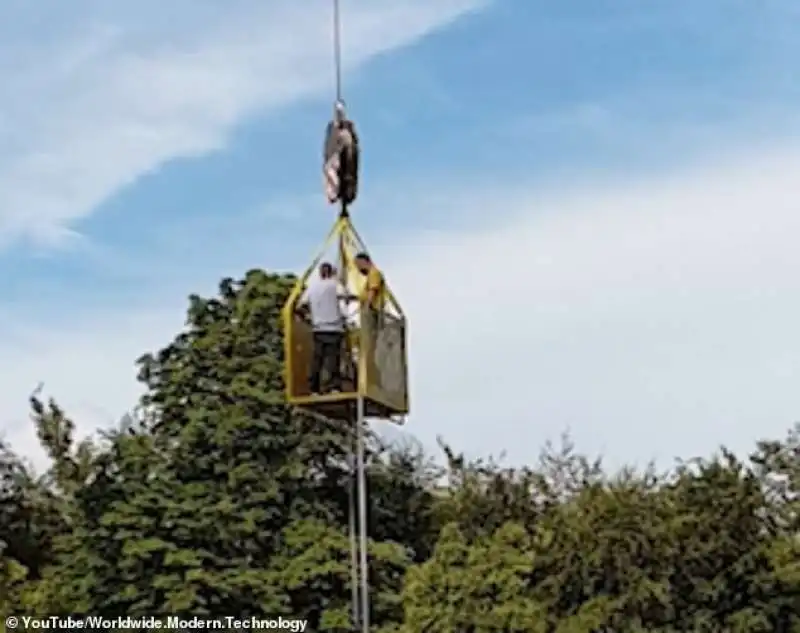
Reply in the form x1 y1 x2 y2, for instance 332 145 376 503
282 214 409 423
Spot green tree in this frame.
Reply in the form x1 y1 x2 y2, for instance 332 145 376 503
403 522 547 632
42 270 421 630
403 446 800 632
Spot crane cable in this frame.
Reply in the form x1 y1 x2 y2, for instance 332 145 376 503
332 0 349 305
332 0 353 304
333 0 343 104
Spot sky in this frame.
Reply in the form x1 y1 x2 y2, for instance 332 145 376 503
1 0 800 472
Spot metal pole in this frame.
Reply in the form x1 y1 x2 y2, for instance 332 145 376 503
348 428 360 628
356 396 369 632
337 206 359 629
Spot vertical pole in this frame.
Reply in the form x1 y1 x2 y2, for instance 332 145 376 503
348 418 360 627
356 395 369 632
339 205 360 629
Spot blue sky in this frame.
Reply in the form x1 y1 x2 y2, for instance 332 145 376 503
2 0 800 470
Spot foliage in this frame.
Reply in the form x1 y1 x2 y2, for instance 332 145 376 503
0 268 798 631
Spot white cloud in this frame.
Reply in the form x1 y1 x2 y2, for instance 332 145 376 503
4 147 800 472
377 147 800 469
0 0 488 248
0 305 184 467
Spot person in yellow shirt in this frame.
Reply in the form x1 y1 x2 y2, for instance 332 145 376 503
355 252 384 386
355 252 384 310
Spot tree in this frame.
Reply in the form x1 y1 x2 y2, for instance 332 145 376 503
403 522 547 632
44 270 422 630
403 447 800 632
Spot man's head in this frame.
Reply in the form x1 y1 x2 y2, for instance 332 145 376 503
354 252 372 274
319 262 335 278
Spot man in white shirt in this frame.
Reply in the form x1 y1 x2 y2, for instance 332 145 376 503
297 262 347 394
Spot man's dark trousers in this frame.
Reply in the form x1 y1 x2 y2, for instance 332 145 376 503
309 330 343 393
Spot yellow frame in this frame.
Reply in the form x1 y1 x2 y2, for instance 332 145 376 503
281 214 409 421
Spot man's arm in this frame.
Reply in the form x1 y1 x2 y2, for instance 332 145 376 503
295 288 310 314
366 270 382 306
336 282 356 303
